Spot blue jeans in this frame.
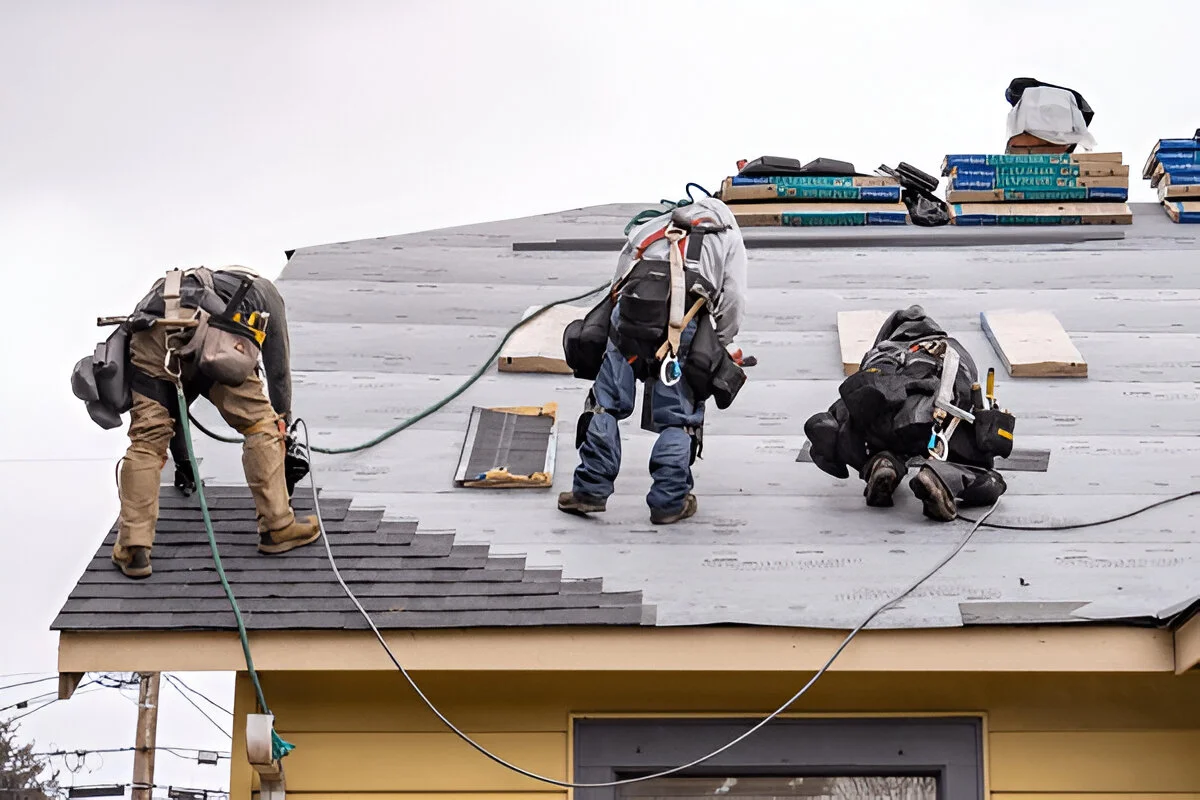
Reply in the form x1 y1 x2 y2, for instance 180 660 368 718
572 310 704 513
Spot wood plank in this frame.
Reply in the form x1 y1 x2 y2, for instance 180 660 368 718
721 179 901 203
732 202 909 228
278 731 565 792
980 310 1088 378
1165 201 1200 223
836 310 889 375
989 730 1200 793
1159 183 1200 200
951 202 1133 226
947 187 1127 203
497 305 585 375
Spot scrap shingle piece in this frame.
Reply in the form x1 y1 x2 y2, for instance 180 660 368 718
836 310 889 376
981 310 1088 378
454 404 558 488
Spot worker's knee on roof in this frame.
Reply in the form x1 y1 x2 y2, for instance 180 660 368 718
240 416 285 442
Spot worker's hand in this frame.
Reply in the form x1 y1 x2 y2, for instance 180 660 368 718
727 344 757 368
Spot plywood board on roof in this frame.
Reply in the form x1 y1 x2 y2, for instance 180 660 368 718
981 310 1087 378
497 304 585 374
733 202 909 228
950 202 1132 226
837 309 889 375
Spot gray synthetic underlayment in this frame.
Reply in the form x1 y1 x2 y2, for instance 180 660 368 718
57 202 1200 631
795 440 1051 472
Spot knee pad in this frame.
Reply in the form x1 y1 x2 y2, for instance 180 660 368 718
959 470 1008 507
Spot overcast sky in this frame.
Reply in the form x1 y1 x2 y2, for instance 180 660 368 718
3 1 1199 795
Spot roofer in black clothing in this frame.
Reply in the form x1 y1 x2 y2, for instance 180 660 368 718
803 305 1013 521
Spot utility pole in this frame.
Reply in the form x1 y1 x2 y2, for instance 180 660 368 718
132 673 161 800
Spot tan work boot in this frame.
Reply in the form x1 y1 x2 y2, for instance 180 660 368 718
650 494 698 525
258 514 321 554
112 544 152 579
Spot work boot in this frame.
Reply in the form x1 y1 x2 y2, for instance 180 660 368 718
909 465 958 522
650 494 698 525
863 456 900 508
112 545 152 579
557 491 607 516
258 514 321 554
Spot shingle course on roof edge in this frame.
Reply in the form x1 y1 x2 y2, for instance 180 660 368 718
53 485 653 632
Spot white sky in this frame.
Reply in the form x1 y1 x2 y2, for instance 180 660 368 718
2 1 1199 795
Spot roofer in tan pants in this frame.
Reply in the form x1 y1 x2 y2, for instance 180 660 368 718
111 267 319 578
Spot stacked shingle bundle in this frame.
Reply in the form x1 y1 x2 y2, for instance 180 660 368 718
941 152 1132 225
1143 135 1200 223
717 156 909 227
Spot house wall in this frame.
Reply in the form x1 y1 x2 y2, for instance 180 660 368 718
231 669 1200 800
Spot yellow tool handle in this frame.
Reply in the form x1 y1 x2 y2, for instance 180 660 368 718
986 367 996 400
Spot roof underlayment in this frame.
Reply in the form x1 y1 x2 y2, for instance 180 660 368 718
56 202 1200 631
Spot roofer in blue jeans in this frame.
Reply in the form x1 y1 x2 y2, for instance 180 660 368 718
558 197 748 524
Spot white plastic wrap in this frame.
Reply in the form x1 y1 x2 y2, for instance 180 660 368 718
1006 85 1097 149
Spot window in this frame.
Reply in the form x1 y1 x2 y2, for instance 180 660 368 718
620 776 937 800
574 719 982 800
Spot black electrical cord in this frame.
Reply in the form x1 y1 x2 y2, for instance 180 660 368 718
0 675 58 693
163 675 231 739
295 417 998 789
165 673 233 717
958 489 1200 530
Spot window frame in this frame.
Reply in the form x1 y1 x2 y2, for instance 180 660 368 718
572 717 984 800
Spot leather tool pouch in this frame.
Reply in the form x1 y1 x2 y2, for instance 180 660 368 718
974 408 1016 458
682 315 746 410
562 295 614 381
177 310 262 386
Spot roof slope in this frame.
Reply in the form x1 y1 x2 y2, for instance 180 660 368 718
58 202 1200 631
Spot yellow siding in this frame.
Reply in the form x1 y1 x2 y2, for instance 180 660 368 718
231 670 1200 800
990 731 1200 793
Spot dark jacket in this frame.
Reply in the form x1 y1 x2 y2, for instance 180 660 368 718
129 267 293 421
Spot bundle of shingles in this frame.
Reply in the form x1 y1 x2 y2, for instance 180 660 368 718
1143 133 1200 223
940 151 1132 225
716 156 909 227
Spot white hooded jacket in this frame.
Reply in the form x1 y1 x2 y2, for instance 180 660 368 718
610 196 748 346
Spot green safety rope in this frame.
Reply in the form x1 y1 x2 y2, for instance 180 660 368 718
189 281 610 454
622 182 712 235
175 385 295 762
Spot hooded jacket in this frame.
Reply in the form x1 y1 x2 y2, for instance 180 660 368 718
611 196 748 346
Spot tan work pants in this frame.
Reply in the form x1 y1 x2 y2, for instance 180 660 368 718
116 327 295 553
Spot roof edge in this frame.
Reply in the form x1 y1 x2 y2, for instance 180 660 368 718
59 624 1175 674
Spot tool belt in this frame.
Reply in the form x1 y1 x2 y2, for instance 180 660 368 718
168 269 269 387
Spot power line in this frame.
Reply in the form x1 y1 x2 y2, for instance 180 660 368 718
0 675 58 693
162 675 231 739
2 680 99 713
164 675 232 717
35 747 231 761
